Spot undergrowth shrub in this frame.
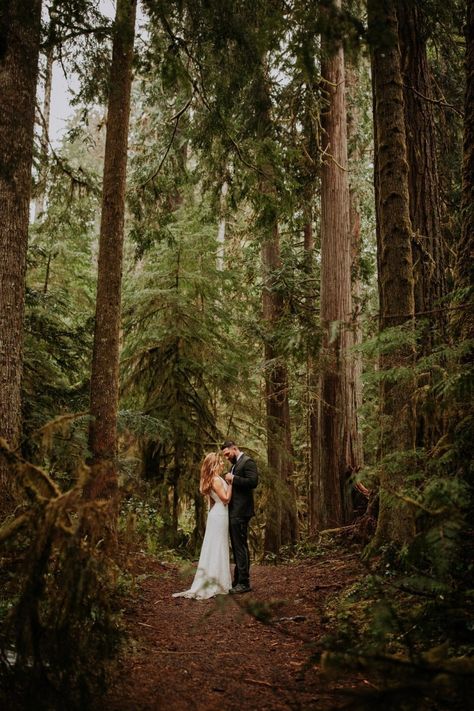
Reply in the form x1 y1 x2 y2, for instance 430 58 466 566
316 557 474 710
0 443 123 710
312 327 474 709
119 490 194 559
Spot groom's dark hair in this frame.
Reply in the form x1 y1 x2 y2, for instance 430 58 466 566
221 440 236 450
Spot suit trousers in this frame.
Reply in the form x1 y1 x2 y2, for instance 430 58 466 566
229 516 251 587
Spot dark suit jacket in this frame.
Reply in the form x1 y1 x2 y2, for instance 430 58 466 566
228 453 258 519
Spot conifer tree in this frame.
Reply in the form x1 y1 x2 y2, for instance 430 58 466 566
368 0 417 549
0 0 42 514
456 0 474 344
397 1 448 449
315 0 358 528
86 0 137 512
253 66 298 553
346 57 365 495
397 1 446 330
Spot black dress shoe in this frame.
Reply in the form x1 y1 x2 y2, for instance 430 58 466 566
229 583 252 594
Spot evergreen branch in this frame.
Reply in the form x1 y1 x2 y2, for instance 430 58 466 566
157 12 270 180
298 137 316 167
391 492 449 517
31 411 90 441
169 97 193 122
140 96 193 189
55 41 69 89
14 412 91 461
42 25 111 50
0 437 61 501
35 100 94 191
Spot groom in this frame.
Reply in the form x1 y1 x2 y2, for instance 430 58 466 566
221 440 258 594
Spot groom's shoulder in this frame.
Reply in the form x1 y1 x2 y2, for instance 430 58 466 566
241 453 257 469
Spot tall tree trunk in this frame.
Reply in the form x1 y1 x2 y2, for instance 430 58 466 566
397 0 448 448
86 0 137 510
454 0 474 344
346 61 365 501
299 90 320 535
315 0 357 529
368 0 416 550
262 226 298 552
305 212 320 534
0 0 42 515
257 72 298 554
398 1 446 326
454 0 474 539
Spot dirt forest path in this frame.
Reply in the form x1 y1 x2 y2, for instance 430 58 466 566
102 548 367 710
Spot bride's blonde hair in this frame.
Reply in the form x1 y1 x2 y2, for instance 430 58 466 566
200 452 223 495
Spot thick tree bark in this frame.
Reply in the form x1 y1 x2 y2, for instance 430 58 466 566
86 0 137 506
454 0 474 537
398 1 446 326
454 0 474 342
315 0 357 529
258 74 298 555
0 0 42 514
299 92 320 535
261 226 299 552
368 0 416 549
346 61 365 498
304 213 320 534
398 1 448 447
397 0 447 447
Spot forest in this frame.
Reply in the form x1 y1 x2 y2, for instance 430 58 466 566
0 0 473 709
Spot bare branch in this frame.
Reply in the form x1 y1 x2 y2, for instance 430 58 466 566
404 83 464 117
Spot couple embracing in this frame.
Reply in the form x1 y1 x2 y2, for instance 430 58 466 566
173 441 258 600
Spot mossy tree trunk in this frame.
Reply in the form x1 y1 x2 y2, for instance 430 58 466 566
454 0 474 344
454 0 474 539
0 0 42 515
299 93 320 536
262 226 299 553
305 211 320 535
398 0 448 447
398 1 446 327
368 0 416 550
86 0 137 518
257 71 298 555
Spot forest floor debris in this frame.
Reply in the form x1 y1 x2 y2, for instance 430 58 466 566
101 547 368 710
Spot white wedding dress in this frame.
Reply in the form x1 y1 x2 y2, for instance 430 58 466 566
173 481 232 599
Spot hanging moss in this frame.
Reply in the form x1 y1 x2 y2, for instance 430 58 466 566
0 440 123 710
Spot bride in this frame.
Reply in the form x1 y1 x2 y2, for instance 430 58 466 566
173 452 232 599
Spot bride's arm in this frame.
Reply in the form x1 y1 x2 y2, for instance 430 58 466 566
212 476 232 504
